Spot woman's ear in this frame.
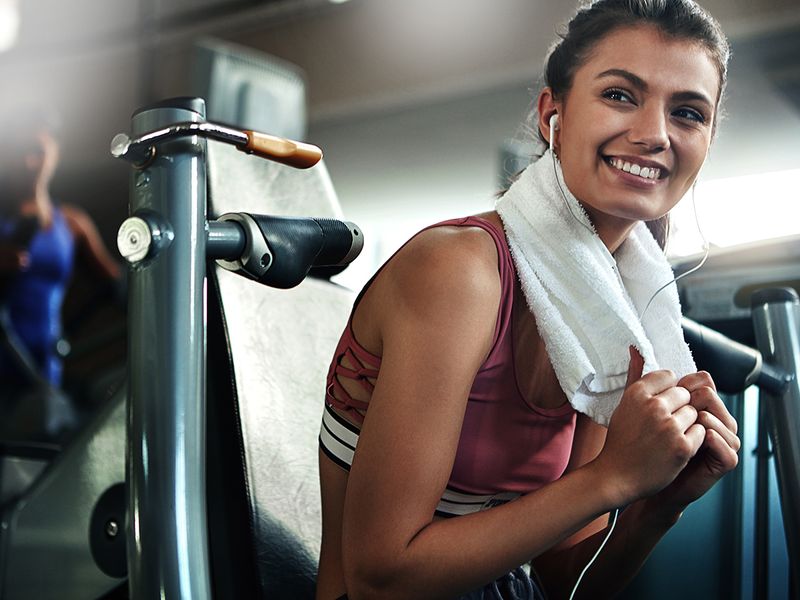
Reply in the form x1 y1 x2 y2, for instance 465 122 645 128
537 88 560 152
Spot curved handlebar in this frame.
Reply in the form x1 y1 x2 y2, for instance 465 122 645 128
111 121 323 169
240 131 322 169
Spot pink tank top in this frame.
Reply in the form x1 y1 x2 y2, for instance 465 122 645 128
323 216 576 499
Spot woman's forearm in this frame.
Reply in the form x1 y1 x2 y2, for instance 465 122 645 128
533 497 682 599
344 464 622 600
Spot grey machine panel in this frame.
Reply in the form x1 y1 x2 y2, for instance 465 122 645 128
0 388 126 599
207 141 356 586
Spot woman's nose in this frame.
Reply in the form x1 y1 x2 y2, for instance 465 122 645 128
628 104 670 152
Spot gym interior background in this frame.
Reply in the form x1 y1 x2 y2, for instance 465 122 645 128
0 1 798 599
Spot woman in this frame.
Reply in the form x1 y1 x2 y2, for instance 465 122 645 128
0 108 121 436
318 1 740 598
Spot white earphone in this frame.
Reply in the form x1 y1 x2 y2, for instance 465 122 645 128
549 113 559 152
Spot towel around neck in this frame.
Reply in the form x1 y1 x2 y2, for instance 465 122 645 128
495 150 695 426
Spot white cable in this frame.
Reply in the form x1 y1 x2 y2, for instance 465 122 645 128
640 181 709 321
568 507 620 600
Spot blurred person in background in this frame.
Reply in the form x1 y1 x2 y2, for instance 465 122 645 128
0 106 121 440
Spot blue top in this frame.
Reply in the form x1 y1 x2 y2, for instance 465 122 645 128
0 206 75 385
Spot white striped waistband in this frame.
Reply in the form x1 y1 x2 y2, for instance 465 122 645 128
319 404 521 518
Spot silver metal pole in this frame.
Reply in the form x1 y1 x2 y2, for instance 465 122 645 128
751 287 800 590
123 97 211 599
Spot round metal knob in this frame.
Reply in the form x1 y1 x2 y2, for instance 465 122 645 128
117 217 152 263
110 133 131 158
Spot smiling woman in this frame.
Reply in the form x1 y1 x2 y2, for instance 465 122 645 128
316 2 740 599
540 25 720 252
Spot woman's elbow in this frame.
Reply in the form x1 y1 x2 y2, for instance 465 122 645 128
342 547 413 600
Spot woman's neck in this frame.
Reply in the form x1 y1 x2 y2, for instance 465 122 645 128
580 204 637 254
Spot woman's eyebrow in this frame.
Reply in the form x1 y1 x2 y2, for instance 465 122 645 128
596 68 714 108
671 90 714 110
596 68 648 90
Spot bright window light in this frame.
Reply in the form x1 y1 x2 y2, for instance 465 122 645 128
668 168 800 258
0 0 20 53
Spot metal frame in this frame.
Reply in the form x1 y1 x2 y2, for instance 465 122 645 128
116 96 358 599
752 288 800 595
125 99 212 599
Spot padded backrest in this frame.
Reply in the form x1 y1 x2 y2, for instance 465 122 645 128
206 141 355 599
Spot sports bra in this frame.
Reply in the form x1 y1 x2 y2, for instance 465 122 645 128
0 206 75 385
319 216 576 517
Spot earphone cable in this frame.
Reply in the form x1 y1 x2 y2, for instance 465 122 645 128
568 507 620 600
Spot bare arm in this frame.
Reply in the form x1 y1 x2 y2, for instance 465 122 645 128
340 230 712 600
61 204 121 281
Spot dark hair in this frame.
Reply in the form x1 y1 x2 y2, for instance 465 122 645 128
546 0 729 108
530 0 730 249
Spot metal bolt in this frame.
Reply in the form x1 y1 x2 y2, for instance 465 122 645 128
110 133 131 158
105 519 119 538
117 217 152 264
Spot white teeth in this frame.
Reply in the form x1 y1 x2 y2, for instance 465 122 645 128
608 157 661 180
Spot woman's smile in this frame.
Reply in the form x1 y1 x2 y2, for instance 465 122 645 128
605 156 664 181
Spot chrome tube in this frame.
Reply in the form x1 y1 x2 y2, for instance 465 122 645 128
751 287 800 588
122 98 211 600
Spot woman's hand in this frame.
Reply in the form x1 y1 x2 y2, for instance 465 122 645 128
0 244 29 272
649 371 740 514
592 347 707 506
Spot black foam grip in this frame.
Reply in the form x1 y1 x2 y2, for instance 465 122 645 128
248 215 356 289
682 317 760 394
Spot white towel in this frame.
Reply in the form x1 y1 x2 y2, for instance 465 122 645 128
495 150 695 426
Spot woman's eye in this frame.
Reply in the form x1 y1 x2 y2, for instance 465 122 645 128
673 107 706 124
602 88 634 103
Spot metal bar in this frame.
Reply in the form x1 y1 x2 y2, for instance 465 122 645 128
206 220 245 260
124 98 211 600
751 287 800 591
754 393 771 600
111 121 248 164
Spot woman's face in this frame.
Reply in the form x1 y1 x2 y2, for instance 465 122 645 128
550 25 720 244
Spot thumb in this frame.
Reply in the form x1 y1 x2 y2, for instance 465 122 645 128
626 345 644 388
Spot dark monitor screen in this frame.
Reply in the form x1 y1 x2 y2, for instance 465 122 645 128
192 37 307 140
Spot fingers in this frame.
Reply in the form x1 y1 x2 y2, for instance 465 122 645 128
678 370 717 393
703 428 740 473
626 345 644 387
672 404 699 433
685 423 707 456
654 384 692 414
681 376 738 436
696 409 741 454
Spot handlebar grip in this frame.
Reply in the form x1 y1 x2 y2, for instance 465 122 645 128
682 317 762 393
248 215 361 288
239 131 323 169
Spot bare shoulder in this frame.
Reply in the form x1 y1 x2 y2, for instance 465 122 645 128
383 218 502 313
360 216 504 359
59 204 91 234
